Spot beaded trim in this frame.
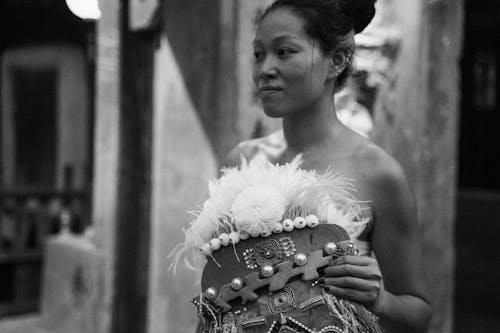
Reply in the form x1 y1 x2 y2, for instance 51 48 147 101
201 215 319 256
267 315 343 333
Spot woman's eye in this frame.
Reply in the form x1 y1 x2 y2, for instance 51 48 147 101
254 50 263 61
278 48 294 57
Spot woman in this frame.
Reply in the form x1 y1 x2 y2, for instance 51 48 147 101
224 0 431 331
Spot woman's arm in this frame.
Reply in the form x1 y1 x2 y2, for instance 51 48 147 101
323 151 431 333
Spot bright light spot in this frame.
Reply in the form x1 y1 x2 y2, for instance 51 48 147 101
65 0 101 20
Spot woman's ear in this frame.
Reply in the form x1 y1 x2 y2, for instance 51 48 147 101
327 50 350 79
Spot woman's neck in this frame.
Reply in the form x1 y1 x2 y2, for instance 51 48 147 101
282 96 342 153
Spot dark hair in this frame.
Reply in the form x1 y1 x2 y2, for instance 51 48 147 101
260 0 376 90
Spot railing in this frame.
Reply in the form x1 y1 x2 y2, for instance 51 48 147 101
0 188 89 316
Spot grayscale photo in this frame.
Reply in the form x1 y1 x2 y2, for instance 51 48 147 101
0 1 498 333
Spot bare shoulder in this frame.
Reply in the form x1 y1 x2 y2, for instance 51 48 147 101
352 141 409 191
223 130 286 168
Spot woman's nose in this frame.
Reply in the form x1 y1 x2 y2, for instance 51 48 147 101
259 56 278 80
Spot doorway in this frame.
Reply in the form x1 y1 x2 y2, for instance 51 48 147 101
455 0 500 331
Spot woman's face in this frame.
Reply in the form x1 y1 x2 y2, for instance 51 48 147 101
252 8 333 118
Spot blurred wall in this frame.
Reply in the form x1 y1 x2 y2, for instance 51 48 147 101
372 0 463 332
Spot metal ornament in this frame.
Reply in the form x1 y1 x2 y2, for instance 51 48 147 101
230 277 244 291
293 253 308 266
204 287 217 300
261 265 275 278
324 242 338 255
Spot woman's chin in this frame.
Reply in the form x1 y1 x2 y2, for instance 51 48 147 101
262 105 286 118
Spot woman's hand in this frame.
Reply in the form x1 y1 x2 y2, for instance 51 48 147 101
319 255 383 312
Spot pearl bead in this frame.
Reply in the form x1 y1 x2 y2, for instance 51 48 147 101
200 243 212 256
250 229 260 238
239 231 250 240
305 215 319 228
209 238 221 251
294 253 308 266
219 233 230 246
324 242 338 255
261 229 272 237
229 231 240 244
283 219 294 232
273 223 283 233
204 287 217 300
261 265 274 278
230 277 244 290
294 217 306 229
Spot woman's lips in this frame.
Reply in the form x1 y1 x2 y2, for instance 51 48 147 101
259 87 283 97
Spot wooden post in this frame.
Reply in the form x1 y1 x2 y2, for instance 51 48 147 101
93 1 121 332
94 0 155 332
373 0 463 332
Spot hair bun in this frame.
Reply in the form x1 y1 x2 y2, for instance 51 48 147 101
344 0 377 34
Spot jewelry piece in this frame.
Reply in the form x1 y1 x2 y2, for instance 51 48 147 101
293 217 306 229
299 295 325 311
280 237 297 257
204 287 217 301
209 238 221 251
230 277 244 291
261 265 275 278
273 223 283 233
283 219 294 232
305 215 319 228
294 253 308 266
241 316 266 328
229 231 240 244
324 242 338 255
243 238 296 269
261 229 272 237
250 229 260 238
219 233 230 246
267 287 296 314
200 243 212 256
239 230 250 240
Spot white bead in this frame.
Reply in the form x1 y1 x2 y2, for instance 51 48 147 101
250 229 260 238
219 233 230 246
261 265 274 278
230 277 244 290
209 238 221 251
261 229 272 237
204 287 217 300
294 253 307 266
324 242 338 255
239 230 250 240
305 215 319 228
273 223 283 233
294 217 306 229
200 243 212 256
229 231 240 244
283 219 294 232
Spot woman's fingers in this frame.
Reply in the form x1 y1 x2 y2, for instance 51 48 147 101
320 285 379 305
328 255 373 266
320 276 379 291
324 262 382 281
